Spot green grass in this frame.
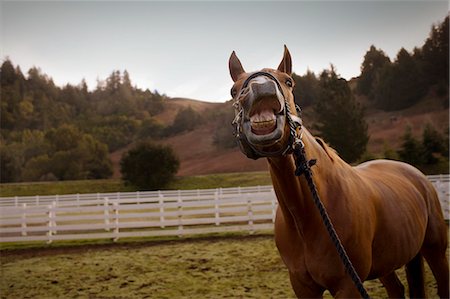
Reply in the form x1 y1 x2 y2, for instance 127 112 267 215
0 171 272 197
167 171 272 190
0 179 132 197
0 234 443 299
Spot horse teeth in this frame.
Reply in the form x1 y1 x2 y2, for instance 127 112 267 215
251 119 275 128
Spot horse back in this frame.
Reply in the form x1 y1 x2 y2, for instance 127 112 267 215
356 159 441 218
355 159 445 275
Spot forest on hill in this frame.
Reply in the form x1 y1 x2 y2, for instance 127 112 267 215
1 16 448 183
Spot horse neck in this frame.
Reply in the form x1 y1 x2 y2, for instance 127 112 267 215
267 128 351 237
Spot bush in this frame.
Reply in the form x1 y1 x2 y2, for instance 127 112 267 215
120 142 179 190
164 106 203 136
212 107 237 149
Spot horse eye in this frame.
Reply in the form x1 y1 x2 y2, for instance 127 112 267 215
285 79 293 88
231 88 237 98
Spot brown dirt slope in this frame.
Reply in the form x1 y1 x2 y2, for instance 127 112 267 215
154 97 222 124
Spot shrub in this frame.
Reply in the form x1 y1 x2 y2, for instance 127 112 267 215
120 142 179 190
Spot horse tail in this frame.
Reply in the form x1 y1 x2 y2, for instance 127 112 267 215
405 253 426 298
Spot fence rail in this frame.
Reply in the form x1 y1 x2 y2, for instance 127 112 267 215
0 175 448 244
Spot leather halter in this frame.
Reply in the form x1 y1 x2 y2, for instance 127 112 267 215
231 71 302 160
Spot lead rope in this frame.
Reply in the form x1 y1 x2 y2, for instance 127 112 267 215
292 137 371 299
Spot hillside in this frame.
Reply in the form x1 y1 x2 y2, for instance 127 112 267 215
110 92 449 178
153 97 221 124
109 98 267 178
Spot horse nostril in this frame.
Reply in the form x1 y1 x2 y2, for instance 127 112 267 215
250 81 277 99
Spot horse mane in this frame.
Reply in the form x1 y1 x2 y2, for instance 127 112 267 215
314 137 338 163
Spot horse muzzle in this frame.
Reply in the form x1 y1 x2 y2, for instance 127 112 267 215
240 79 286 147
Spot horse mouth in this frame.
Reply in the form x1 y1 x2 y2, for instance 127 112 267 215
250 110 277 135
242 97 285 146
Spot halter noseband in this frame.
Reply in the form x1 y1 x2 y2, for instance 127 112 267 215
239 71 286 98
231 71 302 160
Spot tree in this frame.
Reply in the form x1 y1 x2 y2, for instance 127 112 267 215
120 142 179 190
357 45 391 96
212 107 237 149
421 16 449 87
397 126 424 167
314 66 369 163
138 118 165 139
165 106 203 136
43 125 113 180
372 48 426 110
292 70 320 107
86 115 140 151
421 123 445 164
0 147 18 183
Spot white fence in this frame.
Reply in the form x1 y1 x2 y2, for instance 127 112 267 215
0 186 277 244
0 175 448 244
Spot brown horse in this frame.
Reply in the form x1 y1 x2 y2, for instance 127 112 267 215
228 46 449 298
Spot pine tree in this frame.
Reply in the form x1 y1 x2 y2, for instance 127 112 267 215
422 123 445 164
314 66 369 163
421 16 449 87
397 126 424 167
357 45 390 96
372 48 426 110
292 70 320 107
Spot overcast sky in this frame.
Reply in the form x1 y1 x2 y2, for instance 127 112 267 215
1 1 448 102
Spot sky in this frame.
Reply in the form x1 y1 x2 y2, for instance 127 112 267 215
1 1 448 102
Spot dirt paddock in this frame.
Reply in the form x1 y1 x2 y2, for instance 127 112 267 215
0 234 442 298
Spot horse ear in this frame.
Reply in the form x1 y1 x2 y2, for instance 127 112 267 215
229 51 245 82
277 45 292 75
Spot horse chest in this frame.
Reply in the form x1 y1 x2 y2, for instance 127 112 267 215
275 217 350 287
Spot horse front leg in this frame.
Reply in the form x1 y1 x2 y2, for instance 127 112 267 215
330 277 368 299
288 270 324 298
380 272 405 298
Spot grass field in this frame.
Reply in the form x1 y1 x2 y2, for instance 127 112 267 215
0 171 272 197
0 234 443 299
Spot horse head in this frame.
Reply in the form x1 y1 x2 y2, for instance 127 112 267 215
229 46 301 159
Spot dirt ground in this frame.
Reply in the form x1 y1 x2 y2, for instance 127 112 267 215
0 234 443 299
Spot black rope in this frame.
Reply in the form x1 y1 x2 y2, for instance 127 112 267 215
293 142 371 299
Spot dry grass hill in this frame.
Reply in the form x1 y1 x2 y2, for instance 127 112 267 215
110 94 448 178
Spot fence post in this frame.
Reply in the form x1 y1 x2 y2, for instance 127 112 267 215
104 197 110 232
247 196 254 234
177 191 183 237
76 193 80 207
271 193 277 223
214 190 220 226
47 202 56 244
113 201 119 242
159 191 165 228
21 203 27 236
14 196 18 207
